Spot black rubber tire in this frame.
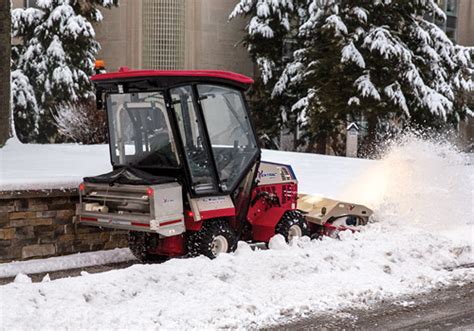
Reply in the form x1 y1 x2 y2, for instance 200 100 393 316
128 231 169 263
187 219 238 259
275 210 310 242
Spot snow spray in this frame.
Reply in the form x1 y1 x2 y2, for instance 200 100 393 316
343 133 473 241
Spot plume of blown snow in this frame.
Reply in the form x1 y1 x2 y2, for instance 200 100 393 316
343 133 473 244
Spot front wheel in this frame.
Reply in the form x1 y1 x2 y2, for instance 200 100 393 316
275 210 310 242
187 219 238 258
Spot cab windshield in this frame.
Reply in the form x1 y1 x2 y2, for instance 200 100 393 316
107 92 179 168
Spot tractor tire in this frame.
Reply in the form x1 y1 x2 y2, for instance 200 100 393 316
128 231 169 263
275 210 310 242
187 219 238 259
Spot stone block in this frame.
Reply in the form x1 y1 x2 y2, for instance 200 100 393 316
63 224 75 234
0 212 8 224
90 243 107 251
75 226 98 234
36 210 57 218
10 218 53 227
0 239 12 247
15 226 35 240
56 210 75 219
0 199 14 207
27 204 48 212
73 243 92 252
9 211 37 220
75 232 108 241
14 199 29 212
33 224 59 234
57 234 75 242
0 228 15 240
50 203 76 211
49 197 70 205
0 206 14 213
56 242 75 255
38 235 59 244
22 244 56 259
53 218 73 226
0 246 22 262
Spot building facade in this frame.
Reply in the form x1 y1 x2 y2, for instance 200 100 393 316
94 0 254 77
456 0 474 149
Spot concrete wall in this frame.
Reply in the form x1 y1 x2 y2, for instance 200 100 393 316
184 0 254 76
457 0 474 150
94 0 143 72
0 190 127 263
457 0 474 46
94 0 253 76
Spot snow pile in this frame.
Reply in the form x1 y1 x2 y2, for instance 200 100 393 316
0 139 110 191
0 248 134 278
0 137 472 329
0 229 471 329
0 139 372 194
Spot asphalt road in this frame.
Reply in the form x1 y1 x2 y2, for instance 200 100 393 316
276 281 474 330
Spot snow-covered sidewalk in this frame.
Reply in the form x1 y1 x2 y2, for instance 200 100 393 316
0 139 111 191
0 138 373 200
0 248 134 279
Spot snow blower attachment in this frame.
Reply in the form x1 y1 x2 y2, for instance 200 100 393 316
76 68 373 261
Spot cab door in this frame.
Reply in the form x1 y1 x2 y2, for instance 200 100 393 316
169 85 218 195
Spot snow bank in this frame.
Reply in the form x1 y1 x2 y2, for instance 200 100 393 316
0 136 472 329
0 138 372 197
0 139 110 191
0 228 471 329
0 248 134 278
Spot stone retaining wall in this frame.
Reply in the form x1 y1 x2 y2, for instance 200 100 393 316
0 189 127 263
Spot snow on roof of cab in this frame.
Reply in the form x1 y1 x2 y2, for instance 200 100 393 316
91 67 254 86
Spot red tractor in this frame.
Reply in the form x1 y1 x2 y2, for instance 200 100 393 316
77 68 372 261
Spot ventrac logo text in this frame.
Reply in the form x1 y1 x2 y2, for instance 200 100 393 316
201 197 226 204
257 170 277 179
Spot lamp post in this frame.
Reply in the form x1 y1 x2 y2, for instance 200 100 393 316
346 122 359 157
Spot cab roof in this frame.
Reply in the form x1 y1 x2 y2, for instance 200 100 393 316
91 67 254 91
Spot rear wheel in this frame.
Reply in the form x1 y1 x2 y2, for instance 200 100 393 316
128 231 169 263
276 210 310 242
187 219 238 258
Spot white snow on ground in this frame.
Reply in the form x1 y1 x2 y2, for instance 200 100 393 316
0 139 111 191
0 248 134 278
0 137 373 199
0 137 473 329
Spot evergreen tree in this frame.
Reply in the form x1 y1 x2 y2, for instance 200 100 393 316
275 0 473 154
11 0 118 142
230 0 307 149
234 0 473 155
0 0 11 146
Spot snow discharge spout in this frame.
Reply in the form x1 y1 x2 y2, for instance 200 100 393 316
344 134 473 241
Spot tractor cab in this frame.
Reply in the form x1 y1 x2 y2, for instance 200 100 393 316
96 69 260 196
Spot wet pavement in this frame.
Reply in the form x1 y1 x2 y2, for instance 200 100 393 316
276 281 474 330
